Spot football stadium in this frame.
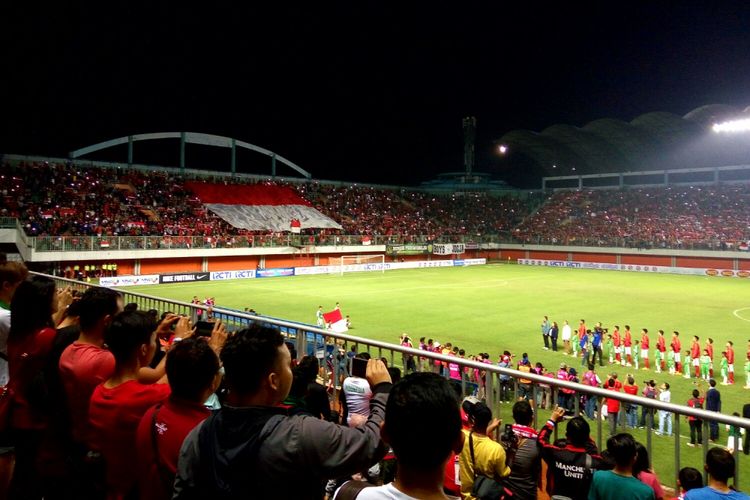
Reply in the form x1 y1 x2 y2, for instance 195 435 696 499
3 4 750 500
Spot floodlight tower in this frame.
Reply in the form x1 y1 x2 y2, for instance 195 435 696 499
463 116 476 177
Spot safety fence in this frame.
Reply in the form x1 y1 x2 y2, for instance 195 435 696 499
43 273 750 491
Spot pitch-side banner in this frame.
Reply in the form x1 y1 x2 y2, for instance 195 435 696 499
210 269 257 281
517 259 749 278
159 272 211 284
433 243 465 255
100 275 160 287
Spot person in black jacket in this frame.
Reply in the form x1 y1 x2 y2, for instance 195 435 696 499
537 407 613 500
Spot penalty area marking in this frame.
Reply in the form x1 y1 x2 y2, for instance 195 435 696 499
733 307 750 323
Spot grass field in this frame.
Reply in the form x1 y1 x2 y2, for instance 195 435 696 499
124 263 750 487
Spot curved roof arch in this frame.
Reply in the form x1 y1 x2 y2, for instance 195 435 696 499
583 118 660 165
541 124 629 173
69 132 311 179
631 111 702 146
683 104 740 127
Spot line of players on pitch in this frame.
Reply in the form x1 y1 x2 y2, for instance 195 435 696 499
541 318 749 387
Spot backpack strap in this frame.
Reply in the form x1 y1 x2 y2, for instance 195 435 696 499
335 480 376 500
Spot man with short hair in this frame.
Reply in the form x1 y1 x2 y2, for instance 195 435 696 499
541 316 551 350
334 372 463 500
459 401 510 499
685 447 749 499
173 324 392 500
505 400 541 500
588 433 654 500
136 338 223 500
656 382 672 437
538 408 612 500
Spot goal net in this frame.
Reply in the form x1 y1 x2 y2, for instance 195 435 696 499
329 255 385 275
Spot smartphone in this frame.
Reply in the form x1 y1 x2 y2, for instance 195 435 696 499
352 357 368 378
194 320 214 338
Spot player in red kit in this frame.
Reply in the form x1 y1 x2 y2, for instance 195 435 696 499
727 341 735 384
690 336 701 378
623 325 633 366
640 329 650 369
671 331 682 375
656 330 667 372
706 338 714 377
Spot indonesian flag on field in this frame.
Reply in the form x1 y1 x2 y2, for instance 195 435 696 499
185 182 342 232
362 235 371 245
323 309 348 333
290 218 301 234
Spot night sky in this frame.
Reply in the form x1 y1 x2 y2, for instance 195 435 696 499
3 2 750 185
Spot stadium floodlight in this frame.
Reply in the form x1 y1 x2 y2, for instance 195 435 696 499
712 118 750 133
498 144 508 154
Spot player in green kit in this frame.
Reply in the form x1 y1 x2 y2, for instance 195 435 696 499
632 340 640 370
683 350 692 378
720 351 729 385
666 350 675 374
606 334 614 364
700 349 711 381
655 348 663 373
745 353 750 389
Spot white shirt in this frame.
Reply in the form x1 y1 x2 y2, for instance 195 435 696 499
342 376 372 423
561 324 572 341
334 482 460 500
659 390 671 405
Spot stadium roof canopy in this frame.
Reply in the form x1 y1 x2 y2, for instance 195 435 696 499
496 104 749 178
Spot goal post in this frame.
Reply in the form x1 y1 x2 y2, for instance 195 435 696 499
329 254 385 275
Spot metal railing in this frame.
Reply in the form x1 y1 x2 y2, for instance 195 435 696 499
22 231 750 253
42 273 750 491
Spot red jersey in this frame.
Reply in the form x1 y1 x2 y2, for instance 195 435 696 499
690 341 700 359
727 347 735 364
613 329 621 347
706 343 714 360
136 397 210 500
671 337 681 353
59 342 116 445
657 336 666 353
687 397 705 422
641 333 650 349
8 326 57 430
624 384 638 397
578 323 586 339
606 382 622 413
89 380 171 498
623 330 632 347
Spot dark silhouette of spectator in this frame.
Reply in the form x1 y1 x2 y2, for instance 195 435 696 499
589 433 654 500
685 448 748 500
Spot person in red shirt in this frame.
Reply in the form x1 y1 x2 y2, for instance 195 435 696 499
88 310 171 499
706 338 715 378
6 276 59 499
728 341 736 384
690 336 701 379
640 329 650 370
623 376 639 428
671 331 682 375
59 288 123 449
623 325 633 367
136 338 222 500
612 326 621 364
605 375 622 436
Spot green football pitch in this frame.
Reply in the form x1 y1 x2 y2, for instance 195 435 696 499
124 263 750 486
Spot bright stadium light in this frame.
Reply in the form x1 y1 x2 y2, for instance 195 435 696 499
712 118 750 133
498 144 508 154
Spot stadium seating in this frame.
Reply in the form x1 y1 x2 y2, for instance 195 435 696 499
2 161 749 248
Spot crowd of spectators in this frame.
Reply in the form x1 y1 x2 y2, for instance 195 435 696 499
3 161 750 249
0 161 537 242
514 185 750 249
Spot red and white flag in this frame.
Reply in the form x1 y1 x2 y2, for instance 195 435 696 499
185 182 342 232
322 309 348 333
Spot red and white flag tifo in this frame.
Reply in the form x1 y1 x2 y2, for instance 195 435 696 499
322 309 348 333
